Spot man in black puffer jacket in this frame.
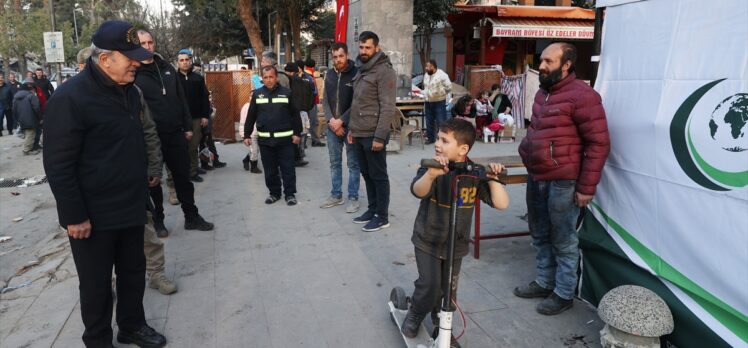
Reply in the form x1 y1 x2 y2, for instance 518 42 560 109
135 29 214 236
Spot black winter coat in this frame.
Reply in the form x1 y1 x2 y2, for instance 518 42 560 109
43 59 148 230
12 89 40 129
323 59 357 126
178 68 211 120
135 55 192 133
34 76 54 98
243 84 302 147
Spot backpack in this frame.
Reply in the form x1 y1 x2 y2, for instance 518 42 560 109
287 74 315 111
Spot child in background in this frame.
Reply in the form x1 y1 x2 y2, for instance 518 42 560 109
401 118 510 347
474 90 493 140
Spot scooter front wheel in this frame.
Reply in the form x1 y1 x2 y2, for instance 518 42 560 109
390 286 408 310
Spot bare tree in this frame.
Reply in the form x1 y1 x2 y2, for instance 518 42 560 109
236 0 264 54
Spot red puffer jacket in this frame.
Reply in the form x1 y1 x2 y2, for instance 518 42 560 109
518 73 610 195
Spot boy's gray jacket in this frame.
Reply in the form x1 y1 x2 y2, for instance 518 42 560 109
348 51 397 141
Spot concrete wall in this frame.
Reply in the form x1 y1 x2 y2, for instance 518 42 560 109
412 27 448 75
347 0 414 96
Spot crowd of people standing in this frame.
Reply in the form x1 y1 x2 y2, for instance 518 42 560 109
29 16 609 347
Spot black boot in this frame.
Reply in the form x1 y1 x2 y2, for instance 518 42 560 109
212 156 226 168
116 325 167 348
201 160 214 171
250 160 262 174
154 218 169 238
242 155 250 171
184 214 214 231
400 308 425 338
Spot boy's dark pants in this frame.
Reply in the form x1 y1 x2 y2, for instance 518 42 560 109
411 247 463 324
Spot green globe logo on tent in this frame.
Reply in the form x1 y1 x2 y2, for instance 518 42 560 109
670 79 748 191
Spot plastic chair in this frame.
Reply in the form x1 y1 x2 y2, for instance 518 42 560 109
392 109 424 152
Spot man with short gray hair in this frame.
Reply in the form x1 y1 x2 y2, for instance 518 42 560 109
43 20 167 348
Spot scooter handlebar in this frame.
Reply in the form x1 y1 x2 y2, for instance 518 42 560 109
420 159 508 179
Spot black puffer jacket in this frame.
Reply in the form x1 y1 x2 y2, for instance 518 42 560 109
135 54 192 133
12 89 41 129
43 59 148 230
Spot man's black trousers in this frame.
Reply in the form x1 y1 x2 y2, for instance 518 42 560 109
259 142 296 198
149 131 199 220
354 137 390 218
410 247 463 322
68 225 147 348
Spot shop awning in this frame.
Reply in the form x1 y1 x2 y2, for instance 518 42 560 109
487 18 594 40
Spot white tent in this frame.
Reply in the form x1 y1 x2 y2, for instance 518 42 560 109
579 0 747 347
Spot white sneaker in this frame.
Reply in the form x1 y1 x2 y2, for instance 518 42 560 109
345 199 360 213
320 196 344 209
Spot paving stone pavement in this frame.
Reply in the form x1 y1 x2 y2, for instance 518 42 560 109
0 136 603 348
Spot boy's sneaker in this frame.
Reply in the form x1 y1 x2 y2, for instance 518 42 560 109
513 281 553 298
400 308 425 338
320 196 344 209
286 195 298 206
353 211 375 224
345 199 360 213
362 215 389 232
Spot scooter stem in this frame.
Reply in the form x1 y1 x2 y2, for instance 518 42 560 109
435 311 453 348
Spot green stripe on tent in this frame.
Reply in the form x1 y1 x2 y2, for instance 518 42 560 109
579 214 731 347
589 202 748 343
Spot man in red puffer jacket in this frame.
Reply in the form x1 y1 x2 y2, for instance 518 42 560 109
515 42 610 316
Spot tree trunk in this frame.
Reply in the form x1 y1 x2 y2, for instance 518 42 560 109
416 30 433 74
237 0 265 54
283 20 293 63
287 5 302 60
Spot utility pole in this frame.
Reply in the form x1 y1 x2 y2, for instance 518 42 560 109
49 0 62 85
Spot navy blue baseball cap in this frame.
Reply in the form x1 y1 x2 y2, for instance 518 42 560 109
91 20 153 61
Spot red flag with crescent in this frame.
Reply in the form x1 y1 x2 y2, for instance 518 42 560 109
335 0 349 43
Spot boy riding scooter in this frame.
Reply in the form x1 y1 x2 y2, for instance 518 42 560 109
402 118 510 347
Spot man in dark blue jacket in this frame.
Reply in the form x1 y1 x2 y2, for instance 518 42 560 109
319 42 360 213
43 20 167 348
136 29 214 236
243 66 303 206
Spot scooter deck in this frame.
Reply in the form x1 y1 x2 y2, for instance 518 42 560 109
388 301 435 348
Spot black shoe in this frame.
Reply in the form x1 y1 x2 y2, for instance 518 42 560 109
184 215 214 231
536 292 574 315
424 140 435 145
197 168 207 175
116 325 166 348
285 195 297 206
311 141 326 147
400 308 425 338
265 195 280 204
353 211 375 224
295 160 308 167
250 160 262 174
190 175 203 182
201 162 215 171
513 281 553 299
242 156 250 171
362 215 390 232
154 220 169 238
212 160 226 168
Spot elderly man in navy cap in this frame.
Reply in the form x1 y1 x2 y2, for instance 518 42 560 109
43 20 167 348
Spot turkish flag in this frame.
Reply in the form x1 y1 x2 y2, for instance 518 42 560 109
335 0 349 43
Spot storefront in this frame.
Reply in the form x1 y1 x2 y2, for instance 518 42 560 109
446 5 596 81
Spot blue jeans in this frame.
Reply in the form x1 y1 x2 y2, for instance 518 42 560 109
526 176 581 300
326 127 360 200
424 100 448 142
